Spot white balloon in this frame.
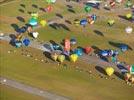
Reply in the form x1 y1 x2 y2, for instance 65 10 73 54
116 0 122 3
125 27 133 34
32 32 39 38
51 0 56 3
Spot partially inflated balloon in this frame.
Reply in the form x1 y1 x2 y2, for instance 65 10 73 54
105 67 114 76
40 20 47 27
70 54 78 63
58 55 65 63
126 13 132 19
51 53 58 61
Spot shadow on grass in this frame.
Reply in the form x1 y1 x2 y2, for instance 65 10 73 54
95 66 107 75
109 41 133 50
94 30 104 36
16 16 25 22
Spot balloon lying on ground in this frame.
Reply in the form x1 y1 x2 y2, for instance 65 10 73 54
29 18 38 26
124 73 131 81
128 65 134 74
32 32 39 38
15 40 22 48
70 54 78 63
116 0 123 3
40 20 47 27
51 52 58 61
105 67 115 76
58 55 65 63
22 38 30 46
125 26 133 34
110 1 116 7
119 44 128 52
74 19 80 26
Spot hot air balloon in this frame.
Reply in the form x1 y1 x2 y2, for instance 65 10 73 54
22 38 30 46
58 55 65 63
110 1 116 7
108 19 115 26
51 52 58 61
70 38 77 45
74 19 80 26
84 5 92 13
105 67 114 76
125 0 133 8
70 54 78 63
128 65 134 74
46 0 56 3
80 19 88 26
29 18 38 26
119 44 128 52
40 20 47 27
124 73 131 81
64 38 70 51
74 48 83 56
15 40 22 48
116 0 123 3
91 14 97 21
125 26 133 34
31 12 38 19
84 47 92 54
126 13 132 19
46 5 53 12
32 32 39 39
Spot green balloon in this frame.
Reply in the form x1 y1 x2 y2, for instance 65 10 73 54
85 6 92 13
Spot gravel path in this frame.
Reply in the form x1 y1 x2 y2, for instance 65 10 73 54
0 77 70 100
0 35 121 72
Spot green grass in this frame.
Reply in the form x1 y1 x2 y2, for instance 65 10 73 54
0 1 134 100
0 42 134 100
0 85 45 100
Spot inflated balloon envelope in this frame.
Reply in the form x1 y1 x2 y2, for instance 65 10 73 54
105 67 115 76
32 32 39 38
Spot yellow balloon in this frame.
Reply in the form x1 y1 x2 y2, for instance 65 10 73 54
40 20 47 27
70 54 78 63
105 67 114 76
51 53 58 61
58 55 65 63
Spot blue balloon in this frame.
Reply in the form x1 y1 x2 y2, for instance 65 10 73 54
100 50 109 57
120 45 128 52
74 48 83 56
15 41 22 48
80 19 88 26
23 38 30 46
70 38 77 45
91 14 97 21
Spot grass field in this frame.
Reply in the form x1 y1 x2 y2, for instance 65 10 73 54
0 0 134 100
1 41 134 100
0 85 45 100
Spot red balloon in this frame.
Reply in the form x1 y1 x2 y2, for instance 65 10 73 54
46 5 52 12
84 47 92 54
